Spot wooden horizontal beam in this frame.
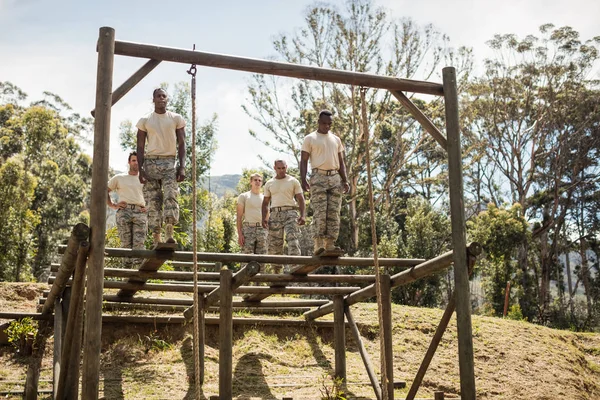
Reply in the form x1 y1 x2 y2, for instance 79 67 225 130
101 302 309 314
47 277 361 295
0 312 341 327
112 40 444 96
65 246 424 268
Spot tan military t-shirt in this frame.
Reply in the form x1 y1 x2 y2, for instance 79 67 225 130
107 173 146 206
136 111 186 156
237 191 264 223
301 131 343 170
264 175 302 208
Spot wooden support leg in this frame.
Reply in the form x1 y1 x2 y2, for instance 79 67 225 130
219 268 233 400
380 274 394 399
345 308 382 400
333 295 346 388
197 294 205 385
53 297 64 399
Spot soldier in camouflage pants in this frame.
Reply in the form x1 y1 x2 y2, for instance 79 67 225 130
142 157 179 238
309 173 343 243
108 152 148 267
267 209 301 273
116 206 148 267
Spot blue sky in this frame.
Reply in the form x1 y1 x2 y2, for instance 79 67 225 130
1 0 598 175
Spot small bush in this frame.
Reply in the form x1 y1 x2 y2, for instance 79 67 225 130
507 304 525 321
319 374 347 400
5 317 37 355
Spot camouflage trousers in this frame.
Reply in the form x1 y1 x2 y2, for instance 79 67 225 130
241 224 268 273
268 209 300 274
116 207 148 267
143 157 179 234
310 173 342 241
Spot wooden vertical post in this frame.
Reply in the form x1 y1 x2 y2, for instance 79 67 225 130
443 66 476 400
434 392 445 400
82 26 115 400
57 242 89 399
52 297 64 399
219 268 233 399
380 274 394 399
333 295 346 387
197 294 206 385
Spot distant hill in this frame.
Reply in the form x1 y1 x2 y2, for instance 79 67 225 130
199 174 241 197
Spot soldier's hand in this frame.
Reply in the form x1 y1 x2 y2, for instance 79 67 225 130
342 181 350 194
139 168 147 184
301 179 310 192
117 201 127 209
297 216 306 226
262 219 269 229
238 233 245 246
176 166 185 182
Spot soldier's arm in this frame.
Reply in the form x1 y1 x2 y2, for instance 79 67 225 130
261 196 270 229
137 129 147 184
295 193 306 225
300 151 310 192
338 151 350 193
236 201 245 246
176 127 186 182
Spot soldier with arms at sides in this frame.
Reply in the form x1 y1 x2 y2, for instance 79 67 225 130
300 110 350 254
237 173 269 258
136 88 186 245
262 160 306 274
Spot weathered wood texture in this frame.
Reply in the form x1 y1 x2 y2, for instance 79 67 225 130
304 243 481 320
82 26 115 400
184 262 260 319
443 66 476 400
380 274 394 400
345 308 381 400
390 90 448 150
90 59 161 116
92 247 425 268
42 223 89 315
56 242 88 400
116 242 176 297
333 295 346 387
219 269 233 399
112 40 444 96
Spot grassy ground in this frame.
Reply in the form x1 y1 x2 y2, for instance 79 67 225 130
1 282 599 399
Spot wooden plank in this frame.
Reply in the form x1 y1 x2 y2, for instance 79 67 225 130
390 90 448 151
112 40 444 96
42 223 89 315
219 269 233 399
25 322 51 400
443 66 476 400
197 295 205 385
82 26 115 400
345 308 381 400
333 295 346 388
90 59 161 117
98 295 328 308
116 242 177 297
78 246 426 268
52 298 63 400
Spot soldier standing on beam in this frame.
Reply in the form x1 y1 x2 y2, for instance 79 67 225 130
300 110 350 254
237 173 269 260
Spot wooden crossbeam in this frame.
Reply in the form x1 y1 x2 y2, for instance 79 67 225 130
116 242 176 297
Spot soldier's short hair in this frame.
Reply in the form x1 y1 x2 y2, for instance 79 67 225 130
319 109 333 119
250 173 262 181
128 151 137 162
153 88 167 98
273 159 287 167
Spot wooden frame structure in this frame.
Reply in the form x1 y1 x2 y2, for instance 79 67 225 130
34 26 478 399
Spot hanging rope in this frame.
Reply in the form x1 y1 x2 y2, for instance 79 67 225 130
360 87 388 398
186 45 201 399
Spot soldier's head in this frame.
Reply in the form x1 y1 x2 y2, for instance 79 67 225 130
249 173 263 189
152 88 168 113
128 151 139 174
273 159 288 179
317 110 333 134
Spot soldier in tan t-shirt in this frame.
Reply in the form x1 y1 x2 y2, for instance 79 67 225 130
300 110 350 254
237 173 268 256
262 160 306 273
107 152 148 267
136 88 186 245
